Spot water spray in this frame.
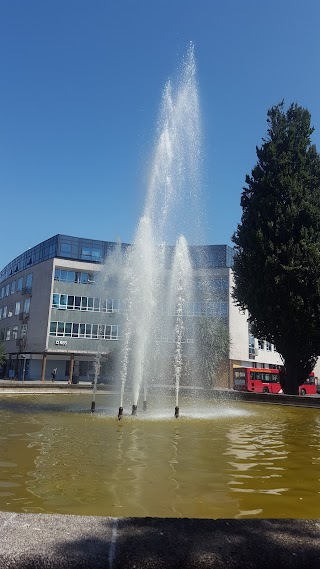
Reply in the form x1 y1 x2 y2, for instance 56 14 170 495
143 400 147 411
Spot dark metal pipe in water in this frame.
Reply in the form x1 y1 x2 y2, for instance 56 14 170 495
131 404 138 416
118 407 123 420
174 406 179 418
91 401 96 413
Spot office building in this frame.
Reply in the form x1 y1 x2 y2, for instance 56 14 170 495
0 234 284 385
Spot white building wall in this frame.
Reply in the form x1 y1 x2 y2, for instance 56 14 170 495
228 270 283 369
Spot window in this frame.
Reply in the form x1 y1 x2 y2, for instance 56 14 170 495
65 323 72 336
0 328 5 341
50 322 57 336
72 323 79 337
23 298 30 314
0 308 2 320
10 281 15 294
5 284 10 297
54 269 96 284
52 294 59 308
0 287 4 299
106 299 120 313
5 328 10 341
25 273 33 291
105 325 119 339
57 322 64 336
220 302 228 317
248 333 255 358
3 306 7 319
17 277 23 291
67 296 74 309
12 326 18 340
266 342 272 351
8 304 13 318
61 242 71 254
21 324 27 338
92 247 102 261
258 340 264 350
80 272 88 284
59 295 67 309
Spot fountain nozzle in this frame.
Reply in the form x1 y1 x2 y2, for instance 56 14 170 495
175 406 179 419
91 401 96 413
118 407 123 420
131 404 138 416
143 400 147 411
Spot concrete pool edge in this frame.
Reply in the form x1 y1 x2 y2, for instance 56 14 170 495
0 512 320 568
1 382 320 409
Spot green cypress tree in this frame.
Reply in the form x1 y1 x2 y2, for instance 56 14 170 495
232 102 320 394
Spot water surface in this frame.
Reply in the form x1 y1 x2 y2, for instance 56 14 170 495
0 394 320 518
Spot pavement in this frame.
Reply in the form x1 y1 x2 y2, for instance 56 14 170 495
0 513 320 568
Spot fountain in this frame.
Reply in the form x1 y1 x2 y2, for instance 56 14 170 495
0 48 318 521
100 43 205 418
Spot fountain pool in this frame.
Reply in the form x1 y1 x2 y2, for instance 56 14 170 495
1 393 320 519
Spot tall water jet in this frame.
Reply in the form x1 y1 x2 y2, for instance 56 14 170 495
100 44 203 416
169 235 194 412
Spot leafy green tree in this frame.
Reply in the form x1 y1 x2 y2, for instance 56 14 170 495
195 318 230 387
232 102 320 394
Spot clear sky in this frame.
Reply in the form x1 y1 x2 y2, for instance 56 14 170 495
1 0 319 269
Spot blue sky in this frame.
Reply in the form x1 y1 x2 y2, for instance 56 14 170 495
1 0 319 269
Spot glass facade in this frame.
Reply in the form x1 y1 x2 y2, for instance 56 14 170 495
1 235 234 283
0 235 131 283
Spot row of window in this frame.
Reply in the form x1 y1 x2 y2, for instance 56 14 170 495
194 277 228 292
250 371 278 383
59 241 103 261
54 269 96 284
0 323 27 342
0 299 30 320
49 321 196 343
52 294 120 312
0 274 32 299
249 334 274 358
258 340 273 351
51 293 228 317
53 270 229 294
50 321 119 340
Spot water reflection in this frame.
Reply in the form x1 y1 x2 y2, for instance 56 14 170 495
225 407 320 518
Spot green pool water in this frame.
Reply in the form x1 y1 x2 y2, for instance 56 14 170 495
0 393 319 518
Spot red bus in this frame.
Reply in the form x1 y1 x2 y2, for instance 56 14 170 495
233 367 316 395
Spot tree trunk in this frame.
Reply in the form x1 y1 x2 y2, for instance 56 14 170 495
282 359 300 395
